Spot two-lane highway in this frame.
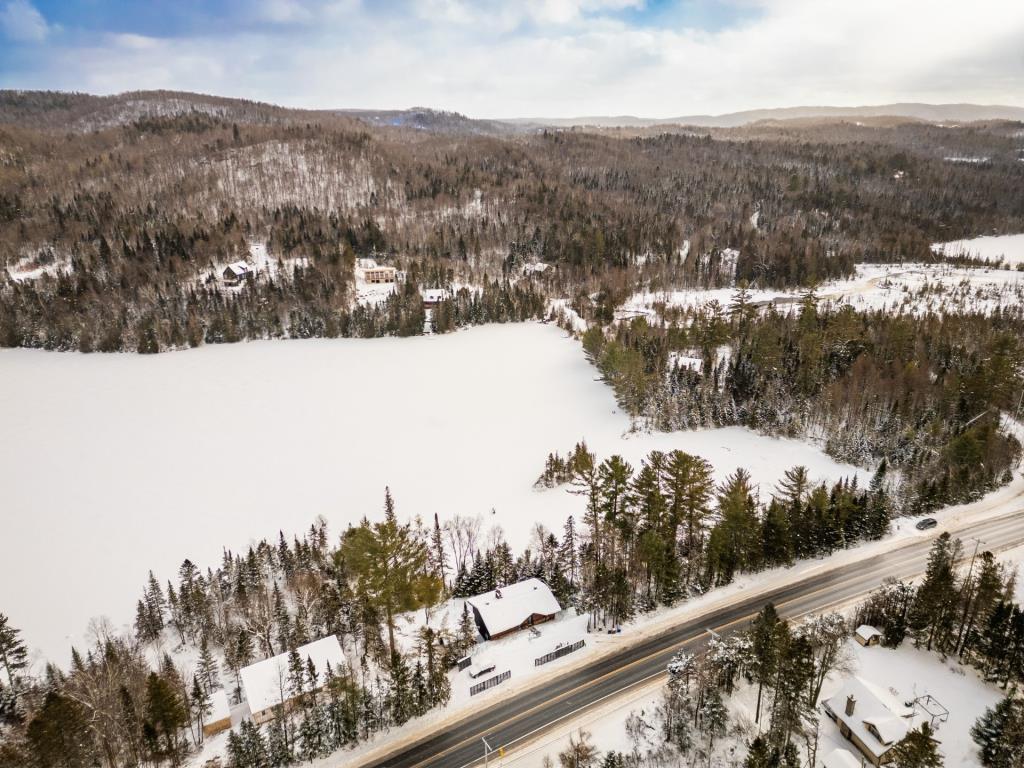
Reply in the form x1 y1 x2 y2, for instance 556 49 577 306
360 504 1024 768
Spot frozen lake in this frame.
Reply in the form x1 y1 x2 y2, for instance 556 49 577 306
0 323 867 664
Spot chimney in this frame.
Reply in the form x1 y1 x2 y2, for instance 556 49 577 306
845 695 856 717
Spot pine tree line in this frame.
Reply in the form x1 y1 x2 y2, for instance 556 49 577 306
583 293 1024 513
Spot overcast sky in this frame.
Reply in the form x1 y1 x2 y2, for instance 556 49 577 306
1 0 1022 118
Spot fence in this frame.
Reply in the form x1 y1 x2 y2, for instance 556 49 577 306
455 655 472 671
470 670 511 696
534 639 585 667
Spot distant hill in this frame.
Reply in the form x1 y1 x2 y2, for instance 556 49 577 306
331 107 516 135
508 103 1024 129
0 90 515 136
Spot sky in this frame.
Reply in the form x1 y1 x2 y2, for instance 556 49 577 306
0 0 1022 118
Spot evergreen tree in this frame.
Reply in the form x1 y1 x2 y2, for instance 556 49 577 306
144 671 189 764
340 488 441 656
889 723 943 768
0 613 28 696
191 675 211 745
26 692 97 768
972 696 1024 768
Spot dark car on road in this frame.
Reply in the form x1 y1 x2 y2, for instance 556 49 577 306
915 518 938 530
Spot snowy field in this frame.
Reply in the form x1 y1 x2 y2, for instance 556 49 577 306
0 323 868 665
617 259 1024 321
932 233 1024 266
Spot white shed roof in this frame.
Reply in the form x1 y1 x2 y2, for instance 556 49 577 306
855 625 882 642
240 635 344 715
822 748 862 768
466 578 561 637
208 688 230 723
224 261 250 276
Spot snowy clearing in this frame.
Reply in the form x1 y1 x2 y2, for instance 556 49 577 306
618 258 1024 321
931 232 1024 267
0 323 867 665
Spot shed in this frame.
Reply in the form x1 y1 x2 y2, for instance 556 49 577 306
855 625 883 647
203 688 231 737
466 578 561 641
240 635 344 725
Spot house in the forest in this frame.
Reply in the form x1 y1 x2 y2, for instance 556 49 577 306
822 677 918 766
466 578 561 641
357 258 397 284
420 287 451 308
222 262 252 285
203 688 231 737
240 635 344 725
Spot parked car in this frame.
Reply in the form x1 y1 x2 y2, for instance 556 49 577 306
915 517 938 530
467 661 496 679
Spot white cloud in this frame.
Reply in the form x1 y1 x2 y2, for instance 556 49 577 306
0 0 50 42
3 0 1022 117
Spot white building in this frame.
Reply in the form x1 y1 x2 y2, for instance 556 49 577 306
240 635 345 725
466 578 561 641
823 677 918 766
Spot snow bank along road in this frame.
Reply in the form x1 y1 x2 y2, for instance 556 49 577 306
357 505 1024 768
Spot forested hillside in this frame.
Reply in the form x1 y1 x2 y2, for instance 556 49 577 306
2 90 1023 352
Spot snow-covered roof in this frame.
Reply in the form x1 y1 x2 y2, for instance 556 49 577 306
822 748 862 768
855 624 882 642
240 635 344 715
466 578 561 637
208 688 230 723
823 677 915 759
224 261 251 276
863 714 911 745
421 288 450 303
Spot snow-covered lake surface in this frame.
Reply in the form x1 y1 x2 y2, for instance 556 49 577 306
0 323 867 664
932 233 1024 266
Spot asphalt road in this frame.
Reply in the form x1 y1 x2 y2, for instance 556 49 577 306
360 505 1024 768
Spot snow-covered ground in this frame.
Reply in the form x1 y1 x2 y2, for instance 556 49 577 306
932 233 1024 267
4 252 73 282
0 323 868 665
195 241 309 292
618 258 1024 321
498 632 1004 768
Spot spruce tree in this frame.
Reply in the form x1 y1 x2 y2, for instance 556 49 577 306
972 695 1024 767
889 723 943 768
0 613 28 695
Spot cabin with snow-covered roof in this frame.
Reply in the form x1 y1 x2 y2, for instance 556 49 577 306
222 261 252 285
822 676 918 766
466 578 561 641
240 635 344 725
